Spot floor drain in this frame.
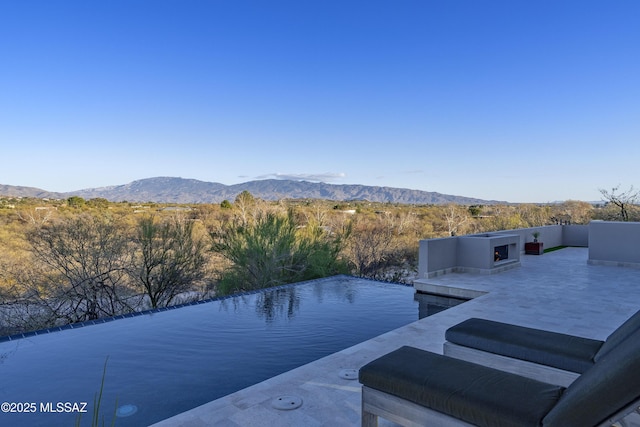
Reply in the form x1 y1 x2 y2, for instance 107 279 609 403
271 395 303 410
339 369 358 380
115 404 138 417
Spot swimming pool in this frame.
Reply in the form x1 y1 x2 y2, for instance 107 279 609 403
0 276 463 426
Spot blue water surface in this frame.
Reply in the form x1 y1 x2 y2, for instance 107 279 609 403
0 276 460 426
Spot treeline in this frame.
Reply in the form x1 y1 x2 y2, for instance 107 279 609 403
0 192 629 335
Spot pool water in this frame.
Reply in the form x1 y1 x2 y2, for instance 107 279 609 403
0 276 463 426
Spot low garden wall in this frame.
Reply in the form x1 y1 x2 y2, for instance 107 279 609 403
418 224 589 279
588 221 640 268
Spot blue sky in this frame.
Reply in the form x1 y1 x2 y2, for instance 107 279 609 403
1 1 638 203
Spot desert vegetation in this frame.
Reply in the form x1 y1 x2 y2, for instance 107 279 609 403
0 191 636 335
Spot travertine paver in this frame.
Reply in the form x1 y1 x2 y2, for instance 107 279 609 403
151 247 640 427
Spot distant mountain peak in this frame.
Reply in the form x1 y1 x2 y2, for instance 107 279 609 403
1 177 506 205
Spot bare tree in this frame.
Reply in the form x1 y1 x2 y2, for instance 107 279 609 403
441 204 470 236
599 185 639 221
27 213 134 322
131 215 208 308
233 190 256 225
346 216 398 280
16 207 56 225
301 201 328 228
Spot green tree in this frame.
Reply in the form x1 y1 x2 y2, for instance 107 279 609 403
66 196 86 208
87 198 110 209
468 205 483 217
211 210 347 294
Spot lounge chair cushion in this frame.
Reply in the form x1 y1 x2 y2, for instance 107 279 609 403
542 326 640 427
445 318 602 373
359 346 564 427
594 309 640 362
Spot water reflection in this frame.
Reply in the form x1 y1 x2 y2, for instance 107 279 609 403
0 342 19 364
254 279 360 321
220 281 468 323
311 278 358 304
254 287 301 322
414 292 467 319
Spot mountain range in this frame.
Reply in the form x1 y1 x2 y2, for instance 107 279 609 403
0 177 505 205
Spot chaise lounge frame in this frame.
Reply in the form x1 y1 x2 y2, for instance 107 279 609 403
361 385 640 427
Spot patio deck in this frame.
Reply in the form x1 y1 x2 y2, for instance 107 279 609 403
151 247 640 427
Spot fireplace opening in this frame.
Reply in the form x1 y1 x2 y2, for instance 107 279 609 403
494 245 508 262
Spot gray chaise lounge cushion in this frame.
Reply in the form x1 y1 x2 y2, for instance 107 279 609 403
359 346 564 427
593 309 640 361
360 327 640 427
445 318 604 373
445 309 640 373
446 318 602 373
542 326 640 426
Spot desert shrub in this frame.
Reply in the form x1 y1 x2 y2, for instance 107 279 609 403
211 210 348 295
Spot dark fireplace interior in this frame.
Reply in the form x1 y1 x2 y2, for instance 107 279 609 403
494 245 508 262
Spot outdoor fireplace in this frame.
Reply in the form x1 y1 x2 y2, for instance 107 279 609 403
494 245 508 262
455 233 520 274
417 232 522 280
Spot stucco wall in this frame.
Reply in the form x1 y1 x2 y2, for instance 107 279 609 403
418 238 458 278
458 234 520 271
563 225 589 247
589 221 640 267
419 233 521 278
492 225 565 252
418 224 590 279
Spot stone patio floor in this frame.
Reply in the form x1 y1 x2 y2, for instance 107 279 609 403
151 247 640 427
